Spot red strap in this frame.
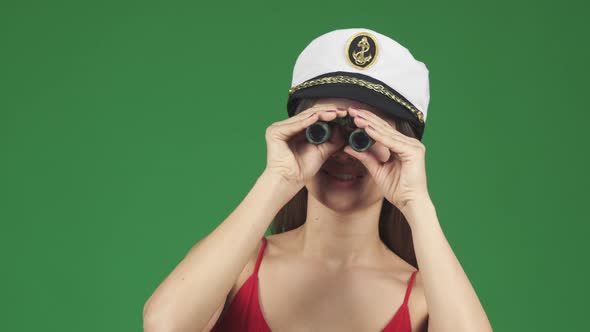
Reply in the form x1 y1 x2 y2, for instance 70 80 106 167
402 270 418 306
253 237 268 275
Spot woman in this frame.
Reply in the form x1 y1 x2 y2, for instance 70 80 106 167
143 29 493 332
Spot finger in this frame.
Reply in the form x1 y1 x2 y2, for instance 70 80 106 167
349 111 415 153
302 103 348 117
316 110 340 122
343 145 381 176
349 108 414 144
316 125 347 155
367 141 392 163
349 108 390 130
291 104 346 120
349 108 395 136
364 125 413 156
289 129 308 145
281 108 355 146
278 110 338 131
271 107 351 141
281 109 329 126
284 109 350 147
268 112 320 141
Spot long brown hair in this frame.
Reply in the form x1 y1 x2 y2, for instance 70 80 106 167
270 98 419 269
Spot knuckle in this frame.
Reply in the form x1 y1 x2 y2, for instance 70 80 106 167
265 126 276 138
417 143 426 154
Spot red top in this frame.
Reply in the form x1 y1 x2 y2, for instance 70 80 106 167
211 237 419 332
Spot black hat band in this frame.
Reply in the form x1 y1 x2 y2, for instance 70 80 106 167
288 74 425 124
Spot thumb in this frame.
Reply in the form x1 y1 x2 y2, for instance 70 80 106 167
317 127 347 158
343 145 380 176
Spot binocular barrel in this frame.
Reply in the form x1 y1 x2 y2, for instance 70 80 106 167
305 115 374 152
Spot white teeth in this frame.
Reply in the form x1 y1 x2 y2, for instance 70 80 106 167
333 174 354 180
322 169 361 181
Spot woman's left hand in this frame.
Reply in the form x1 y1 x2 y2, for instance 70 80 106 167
344 106 432 214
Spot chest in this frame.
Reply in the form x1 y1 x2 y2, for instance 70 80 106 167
256 265 408 332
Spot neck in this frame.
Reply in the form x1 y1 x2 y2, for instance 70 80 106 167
292 194 388 271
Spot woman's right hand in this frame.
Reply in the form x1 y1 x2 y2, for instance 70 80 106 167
263 105 349 191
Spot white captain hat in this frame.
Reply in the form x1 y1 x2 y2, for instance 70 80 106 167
286 28 431 140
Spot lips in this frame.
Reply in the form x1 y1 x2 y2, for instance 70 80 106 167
321 167 365 178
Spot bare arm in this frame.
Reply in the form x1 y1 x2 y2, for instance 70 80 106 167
142 105 344 332
402 199 493 332
142 172 299 332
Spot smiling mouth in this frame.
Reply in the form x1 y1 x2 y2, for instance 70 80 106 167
321 169 364 181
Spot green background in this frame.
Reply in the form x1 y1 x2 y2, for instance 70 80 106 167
1 0 588 331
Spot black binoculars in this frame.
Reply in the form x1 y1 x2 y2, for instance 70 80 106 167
305 115 374 152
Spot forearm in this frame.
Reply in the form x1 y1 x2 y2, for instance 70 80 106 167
143 172 298 332
402 200 493 332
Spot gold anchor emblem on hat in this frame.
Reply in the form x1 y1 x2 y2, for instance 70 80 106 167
352 36 372 65
346 32 378 69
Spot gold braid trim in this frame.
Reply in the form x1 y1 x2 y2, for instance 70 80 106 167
288 75 424 124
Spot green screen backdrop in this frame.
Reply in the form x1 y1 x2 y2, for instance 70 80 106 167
1 0 588 331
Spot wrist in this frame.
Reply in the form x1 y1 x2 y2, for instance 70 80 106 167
400 195 436 225
258 170 302 203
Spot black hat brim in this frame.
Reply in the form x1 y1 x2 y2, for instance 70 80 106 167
287 71 425 140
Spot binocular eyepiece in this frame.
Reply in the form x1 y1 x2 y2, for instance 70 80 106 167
305 115 374 152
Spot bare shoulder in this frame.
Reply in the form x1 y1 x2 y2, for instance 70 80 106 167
222 236 269 313
204 237 269 331
229 237 266 293
228 233 289 294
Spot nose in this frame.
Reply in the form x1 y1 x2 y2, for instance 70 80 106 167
327 126 354 160
330 149 355 162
